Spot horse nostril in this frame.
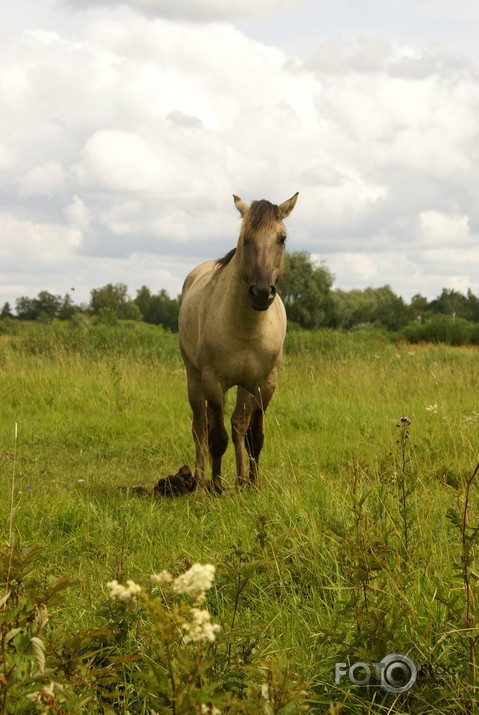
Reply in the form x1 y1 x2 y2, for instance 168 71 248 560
248 284 276 307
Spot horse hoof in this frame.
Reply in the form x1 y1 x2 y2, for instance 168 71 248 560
205 481 223 495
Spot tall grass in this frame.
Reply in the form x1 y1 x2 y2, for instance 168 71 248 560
1 321 479 712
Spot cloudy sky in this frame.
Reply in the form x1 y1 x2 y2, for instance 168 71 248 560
2 0 479 310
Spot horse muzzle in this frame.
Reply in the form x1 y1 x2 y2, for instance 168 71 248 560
248 284 276 311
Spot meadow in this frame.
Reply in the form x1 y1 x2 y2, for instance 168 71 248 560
1 319 479 714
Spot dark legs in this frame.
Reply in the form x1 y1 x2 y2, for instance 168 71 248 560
184 361 228 492
245 408 265 487
231 383 274 487
185 359 275 491
207 402 228 492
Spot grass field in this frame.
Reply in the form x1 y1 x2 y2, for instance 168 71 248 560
1 320 479 713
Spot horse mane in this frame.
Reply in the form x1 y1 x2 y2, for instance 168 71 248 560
216 200 281 270
240 200 281 237
216 247 236 268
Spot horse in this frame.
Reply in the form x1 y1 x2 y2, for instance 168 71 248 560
178 192 298 492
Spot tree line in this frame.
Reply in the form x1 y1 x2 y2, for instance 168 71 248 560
3 252 479 342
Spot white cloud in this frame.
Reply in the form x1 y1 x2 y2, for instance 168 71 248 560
0 213 82 278
62 0 295 21
419 210 473 247
19 161 65 196
323 247 479 302
64 196 91 229
2 3 479 308
0 143 15 170
75 130 164 193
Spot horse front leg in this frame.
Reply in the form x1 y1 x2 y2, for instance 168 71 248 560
202 371 228 493
246 408 265 487
231 387 254 486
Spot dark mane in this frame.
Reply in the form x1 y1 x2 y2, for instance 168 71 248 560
241 200 280 236
216 247 236 268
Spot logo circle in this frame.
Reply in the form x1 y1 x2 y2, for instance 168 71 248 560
379 653 417 693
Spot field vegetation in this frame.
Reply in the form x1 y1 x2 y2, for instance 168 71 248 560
5 252 479 345
1 320 479 713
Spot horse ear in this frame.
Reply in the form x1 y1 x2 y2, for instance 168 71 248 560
279 192 299 219
233 195 249 217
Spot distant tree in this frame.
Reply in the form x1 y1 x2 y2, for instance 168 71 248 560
15 291 62 321
90 283 128 315
1 302 13 318
135 286 156 322
428 288 469 320
280 252 335 328
331 285 411 331
331 289 378 329
410 293 429 321
135 286 180 331
465 289 479 322
90 283 141 320
35 291 62 320
373 286 412 331
16 296 39 320
58 293 77 320
121 301 143 321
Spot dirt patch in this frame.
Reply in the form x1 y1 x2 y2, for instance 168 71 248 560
155 464 196 496
120 465 197 498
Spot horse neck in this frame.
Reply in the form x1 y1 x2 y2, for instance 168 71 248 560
218 253 266 330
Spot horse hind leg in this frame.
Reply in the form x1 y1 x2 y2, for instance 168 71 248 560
189 400 208 488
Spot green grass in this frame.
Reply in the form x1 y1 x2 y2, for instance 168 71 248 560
1 321 479 712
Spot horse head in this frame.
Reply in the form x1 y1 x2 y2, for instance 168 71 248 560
233 193 298 311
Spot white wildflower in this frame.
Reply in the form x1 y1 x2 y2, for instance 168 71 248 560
182 607 221 643
31 636 46 674
201 705 221 715
27 681 63 704
173 563 216 597
151 570 173 587
107 579 142 602
260 683 270 700
34 604 49 631
260 682 272 715
425 404 438 414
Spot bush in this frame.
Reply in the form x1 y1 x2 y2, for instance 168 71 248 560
402 315 479 345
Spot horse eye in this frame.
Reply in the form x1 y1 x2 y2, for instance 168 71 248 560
243 237 251 246
277 234 287 245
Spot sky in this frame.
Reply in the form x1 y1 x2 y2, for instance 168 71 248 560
2 0 479 310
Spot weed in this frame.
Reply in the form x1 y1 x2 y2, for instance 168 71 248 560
2 323 479 711
394 416 413 567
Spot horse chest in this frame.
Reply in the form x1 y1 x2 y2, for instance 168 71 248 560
202 334 280 389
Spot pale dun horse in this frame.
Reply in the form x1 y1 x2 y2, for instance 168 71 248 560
179 192 298 492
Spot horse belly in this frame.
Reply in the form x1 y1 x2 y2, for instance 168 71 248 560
179 263 217 370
